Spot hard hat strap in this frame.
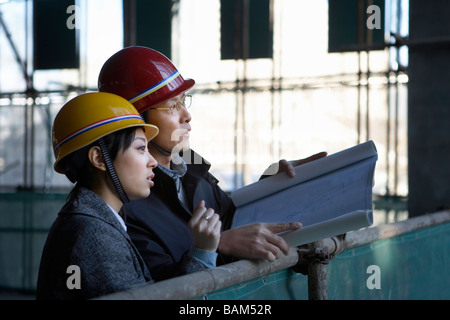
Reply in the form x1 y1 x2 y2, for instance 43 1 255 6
98 138 130 205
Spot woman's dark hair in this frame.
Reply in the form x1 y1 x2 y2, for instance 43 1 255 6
63 127 142 203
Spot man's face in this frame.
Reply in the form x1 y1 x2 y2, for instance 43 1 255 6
146 93 192 154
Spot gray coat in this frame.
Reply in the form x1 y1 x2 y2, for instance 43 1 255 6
36 187 152 300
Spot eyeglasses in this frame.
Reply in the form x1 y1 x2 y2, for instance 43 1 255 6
150 94 192 115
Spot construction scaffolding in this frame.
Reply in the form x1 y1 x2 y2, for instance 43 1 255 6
0 0 409 198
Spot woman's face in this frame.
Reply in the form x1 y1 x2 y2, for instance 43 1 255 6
113 129 158 200
146 93 192 154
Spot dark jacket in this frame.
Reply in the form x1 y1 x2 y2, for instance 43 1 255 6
36 187 152 300
124 150 236 281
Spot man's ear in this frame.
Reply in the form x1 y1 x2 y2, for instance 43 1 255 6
88 146 106 172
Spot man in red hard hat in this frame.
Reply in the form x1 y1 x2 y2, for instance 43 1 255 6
98 46 325 281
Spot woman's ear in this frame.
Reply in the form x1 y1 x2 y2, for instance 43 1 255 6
88 146 106 172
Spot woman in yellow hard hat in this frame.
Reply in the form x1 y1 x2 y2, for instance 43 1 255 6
36 92 221 299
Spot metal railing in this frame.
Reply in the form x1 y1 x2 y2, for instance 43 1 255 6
97 210 450 300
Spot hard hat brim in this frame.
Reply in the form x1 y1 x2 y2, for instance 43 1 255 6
54 122 158 174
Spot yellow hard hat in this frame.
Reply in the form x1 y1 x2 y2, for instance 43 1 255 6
52 92 159 174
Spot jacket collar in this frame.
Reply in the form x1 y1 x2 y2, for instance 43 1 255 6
60 187 127 235
150 149 213 214
153 149 211 184
183 149 211 177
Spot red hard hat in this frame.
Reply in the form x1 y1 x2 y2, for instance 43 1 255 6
98 46 195 113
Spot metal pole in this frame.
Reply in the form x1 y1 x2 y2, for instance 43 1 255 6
306 239 329 300
308 263 328 300
98 247 301 300
386 70 391 196
366 51 370 141
357 52 362 144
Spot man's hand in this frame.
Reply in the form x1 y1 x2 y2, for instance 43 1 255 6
262 151 327 178
218 222 302 261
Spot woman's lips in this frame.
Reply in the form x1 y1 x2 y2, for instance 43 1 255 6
147 174 155 187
